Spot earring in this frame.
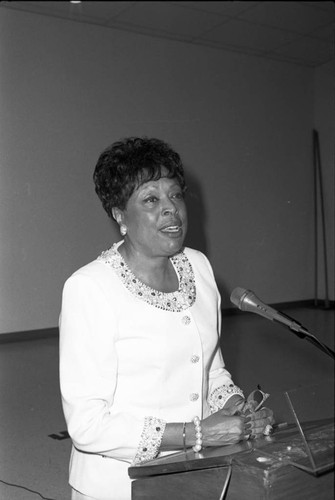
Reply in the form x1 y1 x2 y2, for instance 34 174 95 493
120 224 127 236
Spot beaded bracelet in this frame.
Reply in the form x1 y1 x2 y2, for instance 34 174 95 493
192 416 203 452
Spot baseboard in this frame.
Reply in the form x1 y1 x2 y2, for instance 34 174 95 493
0 327 59 344
0 300 334 342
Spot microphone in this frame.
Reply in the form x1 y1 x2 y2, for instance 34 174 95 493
230 287 308 335
230 287 335 360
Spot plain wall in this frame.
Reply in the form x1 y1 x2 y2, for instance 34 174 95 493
0 8 334 334
313 60 335 304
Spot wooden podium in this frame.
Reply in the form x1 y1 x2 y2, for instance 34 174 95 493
129 420 334 500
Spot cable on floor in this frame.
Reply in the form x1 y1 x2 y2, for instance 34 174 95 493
0 479 57 500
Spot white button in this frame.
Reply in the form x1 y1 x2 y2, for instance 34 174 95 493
182 315 191 325
189 393 199 401
191 355 200 363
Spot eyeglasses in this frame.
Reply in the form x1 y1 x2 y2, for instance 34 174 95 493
245 388 270 413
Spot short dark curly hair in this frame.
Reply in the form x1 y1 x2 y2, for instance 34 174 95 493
93 137 187 216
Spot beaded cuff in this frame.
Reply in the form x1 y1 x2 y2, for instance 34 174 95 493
132 416 166 465
208 384 244 413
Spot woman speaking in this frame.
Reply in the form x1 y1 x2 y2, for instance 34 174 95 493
59 137 273 500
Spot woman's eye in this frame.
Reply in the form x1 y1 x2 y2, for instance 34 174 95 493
144 196 158 203
172 192 184 200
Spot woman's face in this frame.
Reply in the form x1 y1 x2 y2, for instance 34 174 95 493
119 176 188 259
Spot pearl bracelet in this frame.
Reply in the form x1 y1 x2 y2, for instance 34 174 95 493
192 416 203 452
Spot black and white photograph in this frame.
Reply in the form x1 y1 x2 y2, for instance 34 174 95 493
0 2 334 499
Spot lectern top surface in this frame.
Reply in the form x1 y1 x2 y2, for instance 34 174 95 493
128 419 334 479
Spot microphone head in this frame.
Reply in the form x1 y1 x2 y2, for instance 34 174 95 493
230 287 250 310
230 287 268 314
230 287 278 320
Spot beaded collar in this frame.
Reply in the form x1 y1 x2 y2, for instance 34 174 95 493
97 243 196 312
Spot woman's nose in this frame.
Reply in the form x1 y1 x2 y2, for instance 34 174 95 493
162 198 178 216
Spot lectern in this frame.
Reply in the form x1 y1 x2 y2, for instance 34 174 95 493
129 382 334 500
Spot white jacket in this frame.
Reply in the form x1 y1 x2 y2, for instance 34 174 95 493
59 243 242 499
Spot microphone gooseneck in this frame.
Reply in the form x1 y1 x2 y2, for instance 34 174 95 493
230 287 335 360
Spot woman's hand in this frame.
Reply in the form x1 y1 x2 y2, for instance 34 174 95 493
222 394 245 415
199 394 275 447
200 407 248 446
244 406 275 439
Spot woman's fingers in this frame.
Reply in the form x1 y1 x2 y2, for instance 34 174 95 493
245 407 274 423
244 407 275 438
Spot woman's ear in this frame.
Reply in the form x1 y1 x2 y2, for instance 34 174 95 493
112 207 123 224
112 207 128 237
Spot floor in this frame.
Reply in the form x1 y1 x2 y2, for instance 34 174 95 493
0 305 333 500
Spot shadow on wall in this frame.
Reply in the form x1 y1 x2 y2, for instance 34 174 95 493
184 168 208 255
217 279 234 311
183 168 232 307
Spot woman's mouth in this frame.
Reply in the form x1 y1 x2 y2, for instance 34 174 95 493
161 225 181 233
